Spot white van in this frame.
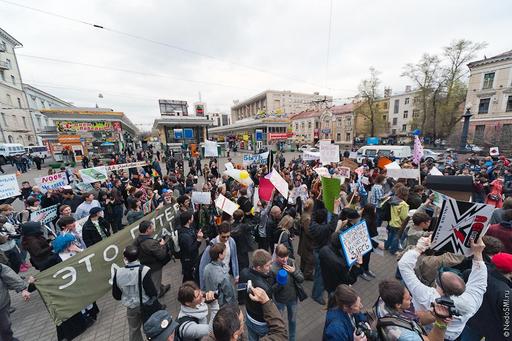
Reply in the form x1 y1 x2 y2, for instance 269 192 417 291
0 143 26 164
25 145 50 159
356 145 411 163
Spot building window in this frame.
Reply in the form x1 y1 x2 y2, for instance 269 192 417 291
0 70 4 81
392 129 397 135
346 133 351 141
478 98 490 114
301 122 305 129
17 98 22 108
315 121 319 129
403 111 408 119
393 99 399 114
474 125 485 141
402 124 407 132
295 123 298 130
382 115 387 121
413 110 419 118
383 102 388 109
482 72 495 89
502 124 512 145
413 96 419 104
1 113 6 126
308 121 312 129
507 96 512 112
11 75 15 85
337 133 341 141
405 98 410 104
45 117 49 126
40 99 45 108
22 117 27 129
36 115 42 128
6 59 11 69
336 119 342 128
6 94 12 105
346 117 352 126
392 118 398 125
7 135 13 143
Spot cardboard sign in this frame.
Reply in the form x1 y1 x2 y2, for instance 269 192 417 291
386 168 420 179
106 161 148 172
30 204 59 225
215 193 239 216
338 166 351 178
35 172 69 193
339 220 373 266
303 151 320 161
205 140 219 157
320 142 340 164
269 171 289 198
430 196 494 256
0 174 20 200
79 166 108 184
191 191 212 205
341 159 359 171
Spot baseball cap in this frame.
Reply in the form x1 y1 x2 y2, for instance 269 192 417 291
143 310 179 341
89 207 104 215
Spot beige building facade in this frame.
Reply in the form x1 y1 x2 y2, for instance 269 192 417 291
231 90 332 122
0 28 36 145
290 110 321 144
465 50 512 145
387 86 419 138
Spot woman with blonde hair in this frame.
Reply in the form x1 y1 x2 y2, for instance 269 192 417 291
273 215 295 258
298 198 315 280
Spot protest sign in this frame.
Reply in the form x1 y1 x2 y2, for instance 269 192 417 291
191 191 212 205
386 168 420 179
35 172 68 193
430 195 494 256
341 159 359 171
269 170 289 198
225 162 234 171
320 142 340 164
377 157 392 169
314 167 330 178
360 176 370 185
322 177 341 213
429 167 443 176
224 169 253 186
349 152 358 159
79 166 108 184
30 205 59 225
243 152 269 165
204 140 219 157
75 182 94 193
385 161 401 169
339 220 373 266
142 201 152 214
215 193 239 216
338 166 350 178
106 161 147 172
258 178 274 202
0 174 20 200
302 151 320 161
35 203 177 325
490 147 499 156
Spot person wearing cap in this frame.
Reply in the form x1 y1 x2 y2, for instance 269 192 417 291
143 309 180 341
81 206 111 247
462 252 512 341
57 216 87 250
271 244 304 341
113 245 159 341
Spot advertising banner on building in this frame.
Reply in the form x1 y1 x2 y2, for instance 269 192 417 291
35 204 177 325
56 121 114 133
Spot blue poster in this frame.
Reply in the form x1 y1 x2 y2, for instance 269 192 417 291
184 128 194 139
174 129 183 139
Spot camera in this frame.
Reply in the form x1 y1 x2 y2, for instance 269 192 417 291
434 296 461 317
355 322 378 341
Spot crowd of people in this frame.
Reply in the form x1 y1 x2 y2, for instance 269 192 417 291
0 146 511 341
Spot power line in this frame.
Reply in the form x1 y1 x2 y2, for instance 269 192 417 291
0 0 337 91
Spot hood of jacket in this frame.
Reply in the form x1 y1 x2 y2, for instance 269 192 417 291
389 195 403 205
179 302 209 321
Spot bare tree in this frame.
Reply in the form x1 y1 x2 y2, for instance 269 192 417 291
357 67 381 136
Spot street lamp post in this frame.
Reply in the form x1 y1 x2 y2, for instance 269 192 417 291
459 107 473 152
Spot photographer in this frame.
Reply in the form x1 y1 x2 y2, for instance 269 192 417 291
398 236 487 340
0 216 21 273
323 284 368 341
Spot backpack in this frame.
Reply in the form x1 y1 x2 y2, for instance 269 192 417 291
380 199 392 222
174 315 200 341
376 315 426 341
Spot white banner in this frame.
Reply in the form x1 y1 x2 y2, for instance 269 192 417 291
35 172 69 193
320 142 340 164
0 174 20 200
106 161 148 172
269 170 289 198
215 193 239 216
314 167 330 178
205 140 219 157
302 151 320 161
79 166 108 184
386 168 420 179
191 191 212 205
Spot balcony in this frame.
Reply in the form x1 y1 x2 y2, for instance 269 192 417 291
0 60 10 70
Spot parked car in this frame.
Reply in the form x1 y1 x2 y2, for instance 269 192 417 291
422 149 442 162
299 144 311 152
355 145 412 163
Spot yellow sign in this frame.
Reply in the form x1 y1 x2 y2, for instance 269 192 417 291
243 134 249 141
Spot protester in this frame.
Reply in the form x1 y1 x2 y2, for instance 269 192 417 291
0 263 30 341
81 207 111 247
297 198 315 280
75 193 101 220
178 211 204 283
202 242 237 306
385 186 410 255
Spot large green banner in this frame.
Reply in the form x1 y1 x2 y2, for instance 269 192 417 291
35 203 178 325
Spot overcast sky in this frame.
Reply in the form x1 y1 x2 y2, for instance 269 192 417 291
1 0 510 129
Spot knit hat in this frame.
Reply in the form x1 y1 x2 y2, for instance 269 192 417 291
492 253 512 273
20 222 43 236
53 234 76 253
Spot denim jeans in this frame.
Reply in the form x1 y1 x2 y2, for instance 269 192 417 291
312 248 324 301
276 300 297 341
246 313 269 341
385 226 400 254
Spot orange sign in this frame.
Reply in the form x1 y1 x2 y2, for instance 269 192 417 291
377 157 392 169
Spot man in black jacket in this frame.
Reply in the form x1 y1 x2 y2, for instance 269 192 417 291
239 249 275 341
178 211 203 283
133 220 171 298
82 207 111 247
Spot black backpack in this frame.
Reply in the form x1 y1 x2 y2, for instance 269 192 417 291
174 315 200 341
380 199 392 222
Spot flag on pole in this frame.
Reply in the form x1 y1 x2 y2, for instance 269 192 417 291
412 135 424 165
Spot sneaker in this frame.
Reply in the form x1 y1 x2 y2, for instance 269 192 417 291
365 270 377 278
360 273 372 281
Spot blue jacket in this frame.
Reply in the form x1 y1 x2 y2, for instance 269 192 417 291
323 308 365 341
198 236 239 289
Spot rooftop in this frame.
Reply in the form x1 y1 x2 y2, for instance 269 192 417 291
231 89 329 110
468 50 512 68
22 83 74 108
0 27 22 47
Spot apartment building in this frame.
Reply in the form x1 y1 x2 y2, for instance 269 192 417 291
387 86 419 138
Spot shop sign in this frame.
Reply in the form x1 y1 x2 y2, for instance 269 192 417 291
268 133 293 140
57 121 113 133
321 128 331 134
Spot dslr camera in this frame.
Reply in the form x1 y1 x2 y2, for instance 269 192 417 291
434 296 461 317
